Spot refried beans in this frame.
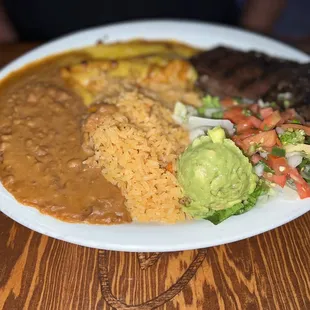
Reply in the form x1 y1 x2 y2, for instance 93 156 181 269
0 54 131 224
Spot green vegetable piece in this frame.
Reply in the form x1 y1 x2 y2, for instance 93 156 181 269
271 147 286 157
233 97 242 104
291 119 301 124
299 157 310 169
259 161 274 173
248 144 258 155
202 95 221 108
279 129 305 145
206 180 269 224
234 180 269 215
211 110 224 119
197 106 206 116
242 109 252 116
299 158 310 183
283 100 291 108
205 203 242 225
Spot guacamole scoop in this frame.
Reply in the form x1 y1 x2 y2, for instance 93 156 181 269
177 127 257 218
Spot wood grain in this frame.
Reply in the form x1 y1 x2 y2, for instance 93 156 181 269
0 44 310 310
1 211 310 310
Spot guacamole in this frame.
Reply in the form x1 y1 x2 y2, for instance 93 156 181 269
177 127 257 218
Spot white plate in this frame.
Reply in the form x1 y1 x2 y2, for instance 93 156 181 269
0 20 309 252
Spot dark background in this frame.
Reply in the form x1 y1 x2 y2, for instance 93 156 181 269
0 0 310 53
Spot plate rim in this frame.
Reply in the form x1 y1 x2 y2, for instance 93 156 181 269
0 19 309 252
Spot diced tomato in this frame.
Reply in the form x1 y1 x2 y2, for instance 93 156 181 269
280 124 310 136
242 130 278 153
262 147 273 153
295 182 310 199
223 107 244 123
236 122 251 133
273 175 288 187
220 98 238 108
263 172 287 188
260 107 274 119
237 129 260 140
248 116 262 128
260 111 282 130
267 155 289 175
278 109 296 125
276 136 282 147
235 116 262 133
251 154 262 164
231 136 245 149
249 104 259 114
289 168 310 199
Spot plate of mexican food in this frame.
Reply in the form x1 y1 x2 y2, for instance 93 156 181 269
0 20 309 252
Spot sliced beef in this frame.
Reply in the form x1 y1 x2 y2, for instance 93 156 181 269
190 46 310 120
263 64 310 120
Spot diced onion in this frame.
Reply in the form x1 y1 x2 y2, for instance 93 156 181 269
259 151 268 159
204 108 221 118
287 154 303 168
276 127 285 135
189 128 206 142
188 116 235 136
254 163 264 177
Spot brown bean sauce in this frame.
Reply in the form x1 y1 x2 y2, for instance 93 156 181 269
0 54 131 224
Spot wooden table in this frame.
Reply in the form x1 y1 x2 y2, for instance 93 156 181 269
0 44 310 310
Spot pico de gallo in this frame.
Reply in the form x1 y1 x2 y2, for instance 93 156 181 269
173 95 310 200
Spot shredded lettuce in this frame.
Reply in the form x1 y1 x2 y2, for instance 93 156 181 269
205 180 269 225
234 180 270 215
279 129 305 145
203 204 241 225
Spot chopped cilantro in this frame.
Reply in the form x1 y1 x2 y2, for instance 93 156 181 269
248 144 257 154
259 161 274 173
299 157 310 170
299 158 310 183
242 109 252 116
271 147 286 157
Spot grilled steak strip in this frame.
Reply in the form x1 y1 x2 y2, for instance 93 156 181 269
190 46 310 120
